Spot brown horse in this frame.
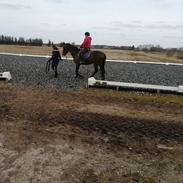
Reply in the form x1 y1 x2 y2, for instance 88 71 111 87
62 43 106 80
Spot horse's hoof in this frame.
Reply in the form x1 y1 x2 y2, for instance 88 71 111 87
78 74 84 79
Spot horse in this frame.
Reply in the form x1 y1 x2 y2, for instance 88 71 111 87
62 43 106 80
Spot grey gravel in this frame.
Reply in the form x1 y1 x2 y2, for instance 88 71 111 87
0 55 183 90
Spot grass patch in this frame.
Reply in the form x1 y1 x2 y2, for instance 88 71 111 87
80 88 183 106
176 52 183 60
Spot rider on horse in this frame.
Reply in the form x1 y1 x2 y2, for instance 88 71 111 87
79 32 92 61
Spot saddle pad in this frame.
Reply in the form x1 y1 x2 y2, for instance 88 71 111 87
83 52 91 59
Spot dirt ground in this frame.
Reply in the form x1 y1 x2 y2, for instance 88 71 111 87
0 83 183 183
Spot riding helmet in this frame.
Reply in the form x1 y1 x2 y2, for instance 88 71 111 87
85 32 90 36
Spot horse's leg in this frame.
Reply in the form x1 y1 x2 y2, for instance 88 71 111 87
75 63 83 78
99 64 105 80
90 64 98 78
75 64 79 78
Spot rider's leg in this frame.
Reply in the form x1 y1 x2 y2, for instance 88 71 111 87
79 48 90 64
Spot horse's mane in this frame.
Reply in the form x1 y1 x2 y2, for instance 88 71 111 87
65 43 80 52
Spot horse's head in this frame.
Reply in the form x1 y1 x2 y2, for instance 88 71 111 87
61 43 80 58
62 42 69 56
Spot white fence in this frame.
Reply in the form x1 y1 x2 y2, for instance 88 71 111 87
88 77 183 94
0 52 183 66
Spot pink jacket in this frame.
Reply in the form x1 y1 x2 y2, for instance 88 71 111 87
80 36 92 48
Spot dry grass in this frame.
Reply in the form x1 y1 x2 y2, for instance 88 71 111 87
100 49 183 63
0 45 183 63
176 52 183 60
80 88 183 106
0 45 53 55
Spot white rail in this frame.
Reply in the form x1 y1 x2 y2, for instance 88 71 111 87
0 52 183 66
88 77 183 94
0 72 12 81
0 52 51 58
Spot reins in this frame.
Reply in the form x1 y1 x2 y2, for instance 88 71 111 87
45 60 51 73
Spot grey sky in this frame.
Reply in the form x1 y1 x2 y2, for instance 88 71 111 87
0 0 182 47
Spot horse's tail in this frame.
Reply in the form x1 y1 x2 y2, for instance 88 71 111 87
99 54 106 80
101 54 106 73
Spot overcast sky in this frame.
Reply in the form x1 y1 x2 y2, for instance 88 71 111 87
0 0 183 47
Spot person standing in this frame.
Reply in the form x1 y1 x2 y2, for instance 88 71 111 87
48 44 62 77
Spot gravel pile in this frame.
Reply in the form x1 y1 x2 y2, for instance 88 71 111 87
0 54 183 90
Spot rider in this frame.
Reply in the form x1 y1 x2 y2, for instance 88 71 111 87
79 32 92 59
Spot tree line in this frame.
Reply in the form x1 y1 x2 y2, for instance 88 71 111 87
1 34 182 54
0 35 43 46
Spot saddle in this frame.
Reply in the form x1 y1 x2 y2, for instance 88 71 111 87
78 49 91 64
81 51 91 59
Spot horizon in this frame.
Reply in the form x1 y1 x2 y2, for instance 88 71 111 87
0 32 183 49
